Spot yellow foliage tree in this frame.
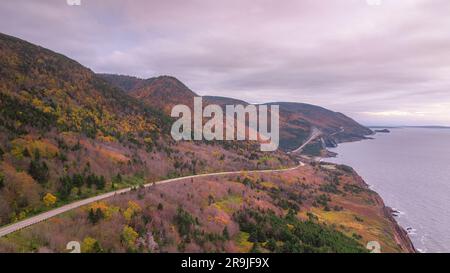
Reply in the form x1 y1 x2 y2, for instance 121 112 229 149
43 193 57 207
122 225 138 250
123 201 142 222
11 138 59 159
81 237 102 253
88 201 118 219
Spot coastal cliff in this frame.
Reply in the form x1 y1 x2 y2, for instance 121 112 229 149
319 149 415 252
383 206 416 253
353 170 416 253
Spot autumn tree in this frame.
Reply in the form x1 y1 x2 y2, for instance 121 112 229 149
43 193 57 207
81 237 103 253
122 225 138 251
123 201 142 222
0 163 41 222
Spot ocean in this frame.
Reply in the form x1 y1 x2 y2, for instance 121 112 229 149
326 128 450 253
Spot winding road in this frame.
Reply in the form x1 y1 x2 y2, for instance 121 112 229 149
0 162 305 238
289 127 322 154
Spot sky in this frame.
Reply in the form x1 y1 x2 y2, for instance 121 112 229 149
1 0 450 126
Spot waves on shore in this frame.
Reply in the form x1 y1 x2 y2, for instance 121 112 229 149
326 128 450 253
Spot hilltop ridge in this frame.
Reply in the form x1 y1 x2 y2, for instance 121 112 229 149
101 74 373 151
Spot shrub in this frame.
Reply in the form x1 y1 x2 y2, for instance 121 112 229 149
43 193 57 207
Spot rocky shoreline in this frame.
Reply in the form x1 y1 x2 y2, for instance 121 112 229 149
384 206 416 253
321 134 416 253
346 168 416 252
345 167 415 253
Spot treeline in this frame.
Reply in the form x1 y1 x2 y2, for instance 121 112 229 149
59 173 106 200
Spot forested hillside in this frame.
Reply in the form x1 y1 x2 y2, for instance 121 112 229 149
101 74 372 152
0 33 292 227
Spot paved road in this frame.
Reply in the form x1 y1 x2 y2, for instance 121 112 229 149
329 127 345 136
0 163 304 238
289 127 322 154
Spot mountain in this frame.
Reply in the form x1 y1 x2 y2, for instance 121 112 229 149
98 74 197 113
0 34 169 140
96 74 144 93
0 32 167 225
102 74 373 151
268 102 373 151
203 95 249 106
0 33 292 227
271 102 372 137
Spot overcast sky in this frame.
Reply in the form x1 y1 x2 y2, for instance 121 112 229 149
1 0 450 126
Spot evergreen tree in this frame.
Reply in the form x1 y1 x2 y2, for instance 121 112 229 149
28 159 49 184
95 208 104 221
97 176 106 190
88 208 104 224
88 208 97 224
0 172 4 189
58 175 73 200
222 226 230 240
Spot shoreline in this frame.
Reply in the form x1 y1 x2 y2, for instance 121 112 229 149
322 135 416 253
355 171 416 253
